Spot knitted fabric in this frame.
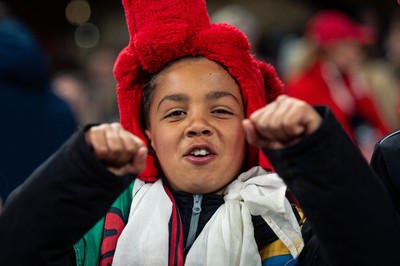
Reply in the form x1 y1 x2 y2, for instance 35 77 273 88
114 0 284 181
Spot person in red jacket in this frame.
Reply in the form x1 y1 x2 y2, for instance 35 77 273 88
284 9 391 160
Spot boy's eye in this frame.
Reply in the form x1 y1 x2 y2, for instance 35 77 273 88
212 108 232 115
164 110 186 119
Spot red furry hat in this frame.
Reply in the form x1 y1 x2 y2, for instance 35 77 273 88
114 0 283 182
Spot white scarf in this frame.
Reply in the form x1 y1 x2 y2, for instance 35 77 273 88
112 166 304 265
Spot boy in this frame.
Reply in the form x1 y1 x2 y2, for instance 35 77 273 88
1 0 399 265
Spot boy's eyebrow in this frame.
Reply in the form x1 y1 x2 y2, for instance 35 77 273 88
157 93 189 110
206 91 241 104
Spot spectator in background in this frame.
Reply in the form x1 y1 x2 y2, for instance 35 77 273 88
52 69 91 125
211 3 261 55
381 10 400 123
384 10 400 81
0 3 78 201
284 9 392 160
52 48 120 126
84 48 120 123
356 6 400 133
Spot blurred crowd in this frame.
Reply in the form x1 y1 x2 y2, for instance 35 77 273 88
0 3 78 203
1 0 400 206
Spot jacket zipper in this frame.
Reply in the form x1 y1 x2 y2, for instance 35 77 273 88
185 194 202 249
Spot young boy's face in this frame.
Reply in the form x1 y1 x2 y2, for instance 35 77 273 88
145 57 246 194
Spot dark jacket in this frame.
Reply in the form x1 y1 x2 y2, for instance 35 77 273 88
264 107 400 265
370 129 400 213
1 107 399 265
0 16 78 201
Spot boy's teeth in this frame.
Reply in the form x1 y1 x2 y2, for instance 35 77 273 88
192 149 209 156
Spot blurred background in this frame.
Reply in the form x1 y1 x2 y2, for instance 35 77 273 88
3 0 398 76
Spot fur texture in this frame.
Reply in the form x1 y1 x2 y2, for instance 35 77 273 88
114 0 284 181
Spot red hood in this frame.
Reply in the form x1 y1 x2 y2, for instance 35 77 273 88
114 0 284 182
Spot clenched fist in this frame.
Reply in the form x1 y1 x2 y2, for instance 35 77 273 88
85 123 148 176
242 95 322 149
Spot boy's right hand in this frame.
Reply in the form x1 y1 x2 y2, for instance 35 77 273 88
85 123 148 176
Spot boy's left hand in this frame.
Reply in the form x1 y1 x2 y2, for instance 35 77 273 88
242 95 322 149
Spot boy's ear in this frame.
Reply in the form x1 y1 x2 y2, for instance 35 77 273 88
144 129 154 149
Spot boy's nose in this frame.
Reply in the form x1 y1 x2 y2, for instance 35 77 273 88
185 114 213 137
187 128 212 137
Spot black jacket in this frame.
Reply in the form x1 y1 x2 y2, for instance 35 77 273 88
370 129 400 214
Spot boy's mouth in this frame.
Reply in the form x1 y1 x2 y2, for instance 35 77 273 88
191 148 210 157
184 144 215 154
183 144 217 162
